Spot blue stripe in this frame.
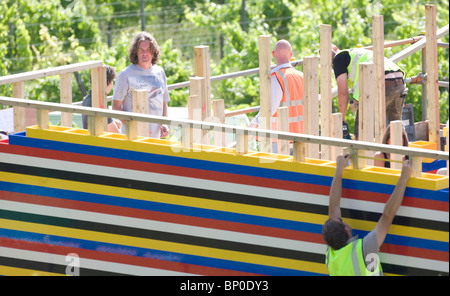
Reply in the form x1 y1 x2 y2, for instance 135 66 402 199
0 181 448 252
0 181 323 234
7 133 449 202
0 228 324 276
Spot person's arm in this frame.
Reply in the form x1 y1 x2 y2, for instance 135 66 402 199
373 159 413 247
373 151 386 168
160 102 169 138
336 73 349 121
328 154 351 219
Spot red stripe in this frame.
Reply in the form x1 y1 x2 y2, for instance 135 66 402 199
0 237 261 276
380 243 449 262
0 190 323 244
2 144 447 212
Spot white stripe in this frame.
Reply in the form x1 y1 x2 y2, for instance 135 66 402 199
0 246 196 276
379 252 449 273
0 199 328 255
1 152 447 223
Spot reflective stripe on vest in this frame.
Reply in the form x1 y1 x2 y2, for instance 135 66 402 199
272 67 304 134
325 239 383 276
346 48 404 100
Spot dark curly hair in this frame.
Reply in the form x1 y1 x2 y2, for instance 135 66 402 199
322 218 349 250
128 32 160 65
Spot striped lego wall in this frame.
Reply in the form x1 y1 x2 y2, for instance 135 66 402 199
0 126 448 276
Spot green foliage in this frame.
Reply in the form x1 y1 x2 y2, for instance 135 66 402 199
0 0 449 125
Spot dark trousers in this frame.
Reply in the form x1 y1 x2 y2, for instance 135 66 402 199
354 77 406 139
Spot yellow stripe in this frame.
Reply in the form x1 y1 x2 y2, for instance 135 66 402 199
2 171 448 243
25 126 449 190
0 218 329 275
0 265 62 276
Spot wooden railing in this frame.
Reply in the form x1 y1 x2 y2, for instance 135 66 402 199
0 95 448 178
0 4 448 176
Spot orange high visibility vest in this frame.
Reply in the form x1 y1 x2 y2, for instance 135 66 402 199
272 67 304 134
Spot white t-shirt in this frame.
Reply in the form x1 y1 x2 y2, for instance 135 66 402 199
113 63 170 138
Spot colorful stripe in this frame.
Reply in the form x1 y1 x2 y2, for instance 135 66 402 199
0 127 448 276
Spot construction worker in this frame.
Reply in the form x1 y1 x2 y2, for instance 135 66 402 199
322 154 413 276
332 45 407 140
249 39 304 153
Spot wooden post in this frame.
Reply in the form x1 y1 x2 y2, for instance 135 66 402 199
277 106 289 155
359 62 375 167
350 148 364 170
330 113 343 161
236 133 249 155
212 99 225 147
390 120 403 170
194 46 212 145
37 109 49 130
421 40 428 122
12 81 25 133
189 77 205 145
89 66 105 136
259 35 272 153
411 156 423 178
447 129 449 176
372 15 386 143
181 123 193 150
303 56 320 159
320 24 332 160
133 89 149 137
293 141 306 163
60 73 72 127
425 5 440 150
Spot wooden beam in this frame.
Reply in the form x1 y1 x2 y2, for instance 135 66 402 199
330 113 343 160
390 120 404 170
425 5 440 150
12 81 25 133
259 35 272 153
133 89 149 137
372 15 386 143
212 99 225 147
189 78 205 144
303 56 320 159
194 46 212 145
320 24 332 160
0 61 103 85
60 73 73 127
277 106 289 155
359 62 375 167
389 24 448 63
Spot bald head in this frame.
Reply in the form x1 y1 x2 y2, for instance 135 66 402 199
273 40 293 65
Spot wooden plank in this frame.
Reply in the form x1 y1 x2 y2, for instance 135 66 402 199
358 62 375 167
89 66 104 136
12 81 25 133
133 89 149 137
259 35 272 153
0 61 103 85
189 78 204 144
303 56 320 159
277 106 289 155
59 73 73 127
293 141 306 163
37 109 49 130
330 113 343 161
212 99 225 147
372 15 386 143
389 24 448 63
425 5 440 150
390 120 404 170
320 24 332 160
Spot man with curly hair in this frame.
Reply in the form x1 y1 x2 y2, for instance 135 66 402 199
113 32 170 138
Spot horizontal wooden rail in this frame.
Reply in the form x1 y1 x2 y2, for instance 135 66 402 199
1 96 448 161
0 61 103 85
